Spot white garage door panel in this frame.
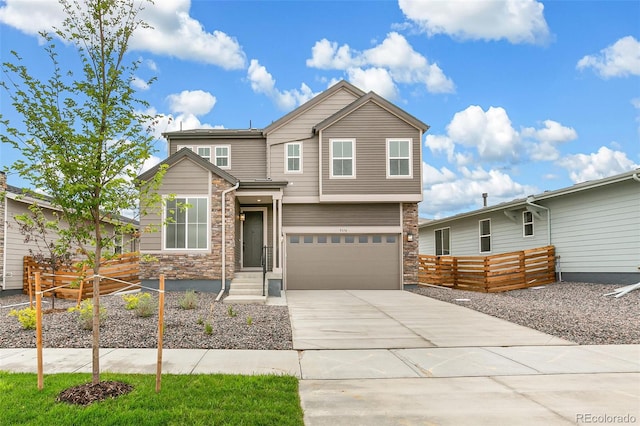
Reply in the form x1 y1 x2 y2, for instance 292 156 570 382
286 234 400 290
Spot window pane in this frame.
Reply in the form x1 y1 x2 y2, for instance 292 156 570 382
399 141 409 157
343 160 352 175
443 228 450 255
345 236 354 243
288 158 299 171
176 224 186 248
304 235 313 243
399 159 410 176
481 236 491 252
390 159 399 176
216 157 228 167
389 141 399 157
317 235 327 243
480 220 490 235
525 224 533 236
166 224 176 248
187 223 197 248
331 235 341 243
197 224 207 248
358 235 368 243
386 235 396 243
290 235 299 243
435 230 443 255
332 141 342 157
333 159 343 176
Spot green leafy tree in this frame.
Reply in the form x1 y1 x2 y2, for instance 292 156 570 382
1 0 165 385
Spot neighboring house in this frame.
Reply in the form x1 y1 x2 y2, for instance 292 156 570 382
419 169 640 284
0 171 138 294
138 81 428 294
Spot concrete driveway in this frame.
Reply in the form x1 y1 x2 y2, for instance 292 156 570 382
286 290 572 350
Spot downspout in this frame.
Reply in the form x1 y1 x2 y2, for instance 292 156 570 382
526 196 551 246
216 181 240 302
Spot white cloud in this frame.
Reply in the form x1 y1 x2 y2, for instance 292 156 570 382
399 0 550 44
166 90 216 116
420 166 538 218
422 162 456 185
347 68 398 99
247 59 317 110
0 0 246 69
424 134 455 162
577 36 640 78
557 146 638 183
447 105 520 162
131 76 150 91
306 32 455 95
522 120 577 161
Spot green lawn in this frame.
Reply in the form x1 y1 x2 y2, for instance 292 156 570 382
0 372 304 425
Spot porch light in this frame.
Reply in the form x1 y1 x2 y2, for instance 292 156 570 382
239 213 246 221
406 232 414 242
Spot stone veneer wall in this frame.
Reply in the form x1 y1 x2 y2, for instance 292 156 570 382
139 176 236 281
402 202 419 285
0 172 6 285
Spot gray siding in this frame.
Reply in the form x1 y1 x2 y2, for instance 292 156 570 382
270 136 319 197
267 89 359 145
170 138 266 180
321 101 422 195
283 203 401 227
139 158 210 252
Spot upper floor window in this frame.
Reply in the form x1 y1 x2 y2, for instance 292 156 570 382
214 145 230 169
523 211 534 237
165 197 209 250
435 227 450 256
330 139 355 178
286 142 302 173
387 139 412 178
479 219 491 253
197 146 211 162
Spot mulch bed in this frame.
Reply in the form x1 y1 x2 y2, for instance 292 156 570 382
56 381 134 406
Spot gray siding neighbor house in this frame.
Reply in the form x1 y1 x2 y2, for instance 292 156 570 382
137 81 428 298
0 171 138 294
419 169 640 284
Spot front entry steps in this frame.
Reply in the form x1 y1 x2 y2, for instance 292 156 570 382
223 272 267 305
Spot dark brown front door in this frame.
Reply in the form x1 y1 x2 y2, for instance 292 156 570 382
243 211 263 267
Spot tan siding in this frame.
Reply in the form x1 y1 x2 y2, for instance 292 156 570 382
270 136 319 196
170 138 266 180
282 203 400 227
267 90 359 145
321 101 422 195
140 158 210 252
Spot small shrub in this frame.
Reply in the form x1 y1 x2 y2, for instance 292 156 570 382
227 305 237 317
179 290 198 310
68 299 107 330
204 322 213 335
122 292 150 310
196 317 204 325
135 295 156 318
246 316 253 326
9 307 38 330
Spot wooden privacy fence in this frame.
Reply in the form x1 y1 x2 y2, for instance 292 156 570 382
23 252 140 305
418 245 556 293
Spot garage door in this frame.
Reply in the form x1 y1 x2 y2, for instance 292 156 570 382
285 234 401 290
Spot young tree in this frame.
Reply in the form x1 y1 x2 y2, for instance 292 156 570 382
1 0 165 385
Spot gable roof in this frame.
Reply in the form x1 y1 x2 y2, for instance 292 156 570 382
313 91 430 133
420 168 640 228
263 80 366 135
137 147 239 185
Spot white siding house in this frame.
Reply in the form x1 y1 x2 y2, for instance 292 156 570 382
419 169 640 284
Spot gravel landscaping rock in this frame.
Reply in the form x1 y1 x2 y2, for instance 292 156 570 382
0 292 292 350
409 282 640 345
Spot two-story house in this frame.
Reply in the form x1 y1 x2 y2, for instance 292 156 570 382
137 81 428 298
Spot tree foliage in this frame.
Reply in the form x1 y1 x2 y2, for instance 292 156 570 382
1 0 165 384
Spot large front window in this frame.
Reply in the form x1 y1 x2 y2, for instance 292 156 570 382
330 139 355 178
165 197 208 249
387 139 412 177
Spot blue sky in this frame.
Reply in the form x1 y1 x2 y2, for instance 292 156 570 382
1 0 638 219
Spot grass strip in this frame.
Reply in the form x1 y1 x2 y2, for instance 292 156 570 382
0 371 303 425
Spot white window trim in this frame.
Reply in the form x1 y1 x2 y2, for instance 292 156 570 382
479 218 491 253
386 138 413 178
435 227 450 256
214 145 231 169
523 211 534 237
162 195 210 251
285 142 303 174
329 138 356 179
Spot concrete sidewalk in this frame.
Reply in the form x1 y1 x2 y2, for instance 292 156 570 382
1 290 639 425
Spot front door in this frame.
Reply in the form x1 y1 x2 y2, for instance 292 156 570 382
243 211 263 268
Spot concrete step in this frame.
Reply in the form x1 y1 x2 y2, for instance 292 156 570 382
230 282 263 290
228 287 264 296
223 294 267 305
